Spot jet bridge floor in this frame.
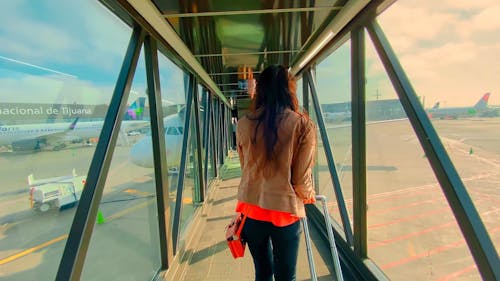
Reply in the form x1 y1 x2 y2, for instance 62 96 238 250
166 166 335 281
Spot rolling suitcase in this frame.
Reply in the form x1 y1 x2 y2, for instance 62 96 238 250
301 195 344 281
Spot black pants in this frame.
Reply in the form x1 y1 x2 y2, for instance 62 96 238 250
241 218 302 281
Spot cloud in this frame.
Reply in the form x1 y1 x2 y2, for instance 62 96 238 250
0 0 153 106
158 56 187 105
0 0 131 78
0 75 113 104
378 4 457 52
442 0 498 11
374 0 500 106
468 5 500 32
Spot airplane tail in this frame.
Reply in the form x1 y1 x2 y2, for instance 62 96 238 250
68 117 79 130
126 97 146 120
474 93 490 109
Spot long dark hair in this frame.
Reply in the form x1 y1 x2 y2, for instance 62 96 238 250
249 65 299 160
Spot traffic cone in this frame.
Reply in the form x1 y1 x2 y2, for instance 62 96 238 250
97 210 106 224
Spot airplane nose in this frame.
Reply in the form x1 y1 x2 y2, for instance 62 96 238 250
129 138 154 168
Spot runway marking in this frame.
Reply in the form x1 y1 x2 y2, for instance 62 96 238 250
368 189 497 216
369 222 454 249
328 185 439 207
123 188 152 197
0 234 68 265
368 207 450 229
407 241 416 257
368 197 492 230
368 197 446 216
381 240 463 269
380 227 500 270
0 197 167 265
441 136 500 168
436 265 477 281
368 203 499 249
327 171 497 208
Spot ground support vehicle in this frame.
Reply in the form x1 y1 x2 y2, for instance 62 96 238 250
28 169 86 212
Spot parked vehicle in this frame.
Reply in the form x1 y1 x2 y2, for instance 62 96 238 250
28 169 86 212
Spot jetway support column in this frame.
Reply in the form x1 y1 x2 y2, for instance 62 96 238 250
172 73 196 254
305 69 354 247
203 90 212 191
144 35 174 269
351 26 367 258
56 25 145 281
192 81 205 203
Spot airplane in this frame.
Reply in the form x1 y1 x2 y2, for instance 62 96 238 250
0 98 149 151
426 93 491 119
129 110 184 169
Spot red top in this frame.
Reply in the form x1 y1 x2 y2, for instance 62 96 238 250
236 201 300 227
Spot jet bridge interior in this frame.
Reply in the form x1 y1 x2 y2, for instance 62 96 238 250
1 0 498 281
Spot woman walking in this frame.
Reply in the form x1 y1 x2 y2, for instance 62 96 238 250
235 65 317 281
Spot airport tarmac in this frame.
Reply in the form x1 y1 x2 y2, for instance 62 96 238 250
0 118 498 280
0 136 197 280
319 117 500 280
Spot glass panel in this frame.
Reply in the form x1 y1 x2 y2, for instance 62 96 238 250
315 41 353 231
80 48 161 280
177 84 198 250
0 1 129 280
378 1 500 258
208 103 216 180
127 50 186 238
365 26 483 280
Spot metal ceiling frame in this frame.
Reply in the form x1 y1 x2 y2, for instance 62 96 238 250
163 7 343 18
290 0 371 76
194 50 302 58
124 0 230 107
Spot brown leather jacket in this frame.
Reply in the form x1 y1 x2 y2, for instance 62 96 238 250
236 108 316 217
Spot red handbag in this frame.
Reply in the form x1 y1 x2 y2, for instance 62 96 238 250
225 211 248 258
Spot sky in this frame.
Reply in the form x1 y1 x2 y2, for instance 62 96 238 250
0 0 187 106
372 0 500 107
315 0 500 107
0 0 499 108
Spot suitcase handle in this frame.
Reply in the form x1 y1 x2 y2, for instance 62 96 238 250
302 195 344 281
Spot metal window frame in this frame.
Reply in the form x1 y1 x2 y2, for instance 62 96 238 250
210 99 219 178
366 19 500 281
56 25 144 281
144 35 174 269
171 73 195 254
203 91 212 187
192 82 205 203
304 69 354 247
117 0 229 107
351 26 368 258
